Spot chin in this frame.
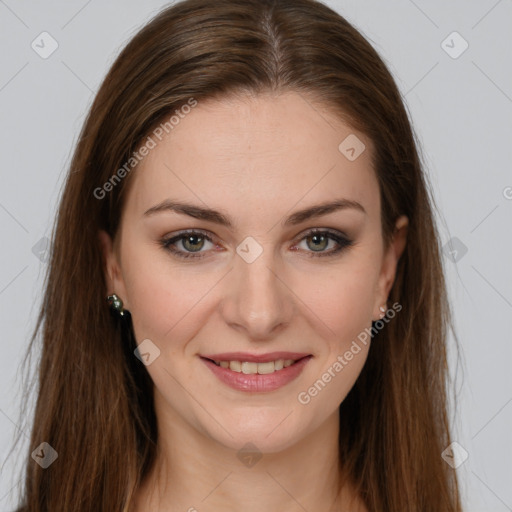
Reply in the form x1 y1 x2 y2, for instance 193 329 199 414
202 410 308 454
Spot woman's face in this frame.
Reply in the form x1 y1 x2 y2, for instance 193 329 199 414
100 91 407 453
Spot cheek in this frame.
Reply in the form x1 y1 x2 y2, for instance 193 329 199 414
289 257 379 337
121 242 221 347
288 259 377 395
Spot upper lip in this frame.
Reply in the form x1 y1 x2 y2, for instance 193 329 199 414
200 352 311 363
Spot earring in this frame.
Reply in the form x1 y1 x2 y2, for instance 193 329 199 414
379 305 386 319
107 293 126 316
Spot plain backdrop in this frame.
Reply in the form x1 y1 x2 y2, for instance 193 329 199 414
0 1 511 510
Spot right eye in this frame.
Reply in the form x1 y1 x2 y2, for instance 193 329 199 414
160 230 218 259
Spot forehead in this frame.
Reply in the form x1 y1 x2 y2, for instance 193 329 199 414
123 91 379 225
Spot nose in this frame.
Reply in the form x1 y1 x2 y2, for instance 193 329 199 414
220 250 294 340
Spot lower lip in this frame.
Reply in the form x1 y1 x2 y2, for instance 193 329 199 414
200 356 312 392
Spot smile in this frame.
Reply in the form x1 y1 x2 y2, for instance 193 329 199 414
200 354 312 392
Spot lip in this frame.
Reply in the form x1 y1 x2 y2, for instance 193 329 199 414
200 354 312 392
200 351 311 363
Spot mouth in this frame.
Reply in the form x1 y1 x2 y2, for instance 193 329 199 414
199 353 313 392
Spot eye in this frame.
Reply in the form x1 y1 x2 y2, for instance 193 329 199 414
160 230 217 259
160 228 353 260
293 228 353 258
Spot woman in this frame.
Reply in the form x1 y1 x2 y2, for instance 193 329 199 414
12 0 462 510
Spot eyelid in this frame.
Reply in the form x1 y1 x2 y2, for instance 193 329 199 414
292 227 350 244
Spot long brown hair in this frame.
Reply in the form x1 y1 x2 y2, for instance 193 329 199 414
10 0 462 510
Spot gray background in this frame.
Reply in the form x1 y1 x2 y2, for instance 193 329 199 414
0 1 511 510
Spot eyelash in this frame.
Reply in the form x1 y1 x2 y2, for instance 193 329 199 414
159 228 354 260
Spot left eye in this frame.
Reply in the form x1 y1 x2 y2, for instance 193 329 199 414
292 229 354 258
296 231 346 254
160 229 353 260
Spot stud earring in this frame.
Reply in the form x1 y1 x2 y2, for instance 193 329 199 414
107 293 126 317
379 305 387 319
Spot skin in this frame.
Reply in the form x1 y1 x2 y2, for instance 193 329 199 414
99 90 408 512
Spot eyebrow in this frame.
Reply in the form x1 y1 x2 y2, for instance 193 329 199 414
143 198 366 227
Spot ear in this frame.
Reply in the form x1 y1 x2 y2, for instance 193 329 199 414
98 229 129 309
372 215 408 320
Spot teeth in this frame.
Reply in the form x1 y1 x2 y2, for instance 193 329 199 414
229 361 242 372
241 362 258 374
213 358 299 374
255 361 275 374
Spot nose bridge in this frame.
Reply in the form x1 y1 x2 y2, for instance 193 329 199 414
225 239 292 337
